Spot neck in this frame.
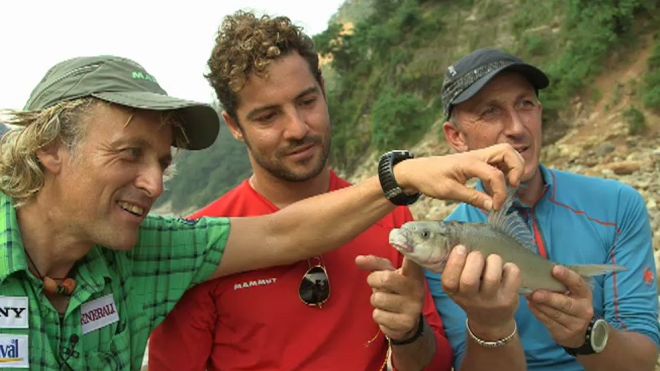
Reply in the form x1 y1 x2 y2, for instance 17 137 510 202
249 166 332 209
517 166 545 206
17 195 92 280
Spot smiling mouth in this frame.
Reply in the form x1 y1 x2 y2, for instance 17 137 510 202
118 201 146 217
288 144 315 156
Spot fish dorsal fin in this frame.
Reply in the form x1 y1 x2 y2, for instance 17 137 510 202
488 189 536 251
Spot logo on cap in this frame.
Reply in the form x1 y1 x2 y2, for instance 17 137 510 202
132 71 157 83
448 65 457 77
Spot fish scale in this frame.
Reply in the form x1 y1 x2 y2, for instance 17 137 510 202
454 223 566 293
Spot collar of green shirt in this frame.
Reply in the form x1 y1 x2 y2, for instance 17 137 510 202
0 192 113 290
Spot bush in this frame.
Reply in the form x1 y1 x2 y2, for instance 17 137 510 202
371 90 428 151
643 41 660 110
623 107 647 135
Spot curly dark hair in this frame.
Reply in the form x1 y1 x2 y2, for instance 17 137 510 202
207 10 322 123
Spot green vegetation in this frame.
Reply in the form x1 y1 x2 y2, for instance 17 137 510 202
371 91 429 150
643 40 660 110
154 120 252 214
623 107 647 135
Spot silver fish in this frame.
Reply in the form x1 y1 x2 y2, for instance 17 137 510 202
389 192 626 294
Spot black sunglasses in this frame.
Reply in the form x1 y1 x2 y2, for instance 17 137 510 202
299 259 330 308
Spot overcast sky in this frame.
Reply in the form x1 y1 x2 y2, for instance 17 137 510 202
0 0 344 110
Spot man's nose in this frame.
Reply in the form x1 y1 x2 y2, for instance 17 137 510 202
503 108 526 137
283 109 310 140
135 164 164 199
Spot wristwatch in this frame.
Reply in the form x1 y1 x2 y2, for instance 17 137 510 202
563 317 609 356
377 150 421 206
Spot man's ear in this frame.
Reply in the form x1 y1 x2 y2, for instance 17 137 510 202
36 141 65 175
442 121 469 152
319 75 327 98
222 112 244 142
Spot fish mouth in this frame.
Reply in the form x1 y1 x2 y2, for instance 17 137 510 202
390 241 414 254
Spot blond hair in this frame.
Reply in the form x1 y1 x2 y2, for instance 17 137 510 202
207 10 321 123
0 98 95 206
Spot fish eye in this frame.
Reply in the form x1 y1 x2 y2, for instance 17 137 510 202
421 230 430 239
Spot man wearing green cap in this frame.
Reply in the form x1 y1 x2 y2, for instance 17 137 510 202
0 54 524 370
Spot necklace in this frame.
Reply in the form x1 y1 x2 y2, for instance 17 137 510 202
23 248 76 296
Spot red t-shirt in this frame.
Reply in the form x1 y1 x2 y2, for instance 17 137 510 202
149 172 452 370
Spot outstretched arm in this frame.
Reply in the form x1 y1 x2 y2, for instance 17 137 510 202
214 143 524 278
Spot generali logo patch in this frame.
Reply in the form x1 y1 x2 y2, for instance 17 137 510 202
80 294 119 335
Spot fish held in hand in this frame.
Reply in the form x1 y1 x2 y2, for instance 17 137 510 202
389 192 625 294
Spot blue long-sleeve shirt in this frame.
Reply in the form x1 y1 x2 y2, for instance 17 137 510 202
427 165 659 370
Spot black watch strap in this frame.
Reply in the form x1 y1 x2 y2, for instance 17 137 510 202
390 314 425 346
562 317 605 356
377 150 420 206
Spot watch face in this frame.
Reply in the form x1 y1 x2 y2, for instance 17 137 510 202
590 319 609 353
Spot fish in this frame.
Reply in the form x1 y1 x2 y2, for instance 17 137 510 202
389 191 626 294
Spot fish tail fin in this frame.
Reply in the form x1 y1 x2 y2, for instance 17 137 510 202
568 264 627 278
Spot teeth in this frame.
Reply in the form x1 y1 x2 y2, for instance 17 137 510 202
118 202 145 216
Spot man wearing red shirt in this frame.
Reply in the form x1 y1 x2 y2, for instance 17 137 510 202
149 11 453 370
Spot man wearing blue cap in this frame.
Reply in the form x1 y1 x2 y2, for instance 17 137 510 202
0 54 525 369
428 48 659 370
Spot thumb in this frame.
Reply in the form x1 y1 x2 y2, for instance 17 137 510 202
400 257 425 281
355 255 396 272
447 181 495 211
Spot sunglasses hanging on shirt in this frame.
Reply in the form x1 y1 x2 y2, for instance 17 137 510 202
299 256 330 308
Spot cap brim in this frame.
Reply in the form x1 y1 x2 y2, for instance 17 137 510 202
452 63 550 107
93 91 220 150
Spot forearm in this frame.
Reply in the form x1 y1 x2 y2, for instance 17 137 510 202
218 177 395 277
460 319 526 371
216 144 524 277
578 329 657 371
391 321 437 370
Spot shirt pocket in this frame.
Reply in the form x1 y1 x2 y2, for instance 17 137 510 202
81 324 131 371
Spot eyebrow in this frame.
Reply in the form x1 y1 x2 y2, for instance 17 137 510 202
111 137 173 164
245 86 320 121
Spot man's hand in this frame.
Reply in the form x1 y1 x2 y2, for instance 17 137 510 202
442 245 521 339
527 265 594 348
355 255 425 341
395 143 525 211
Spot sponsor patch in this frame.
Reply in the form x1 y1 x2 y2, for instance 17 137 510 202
0 297 28 329
0 334 28 368
80 294 119 335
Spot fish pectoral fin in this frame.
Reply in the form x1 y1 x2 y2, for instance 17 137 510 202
568 264 627 277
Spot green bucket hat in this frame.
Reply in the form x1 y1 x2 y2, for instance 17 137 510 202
25 55 220 150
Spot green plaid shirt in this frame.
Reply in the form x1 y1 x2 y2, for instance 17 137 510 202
0 193 228 370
